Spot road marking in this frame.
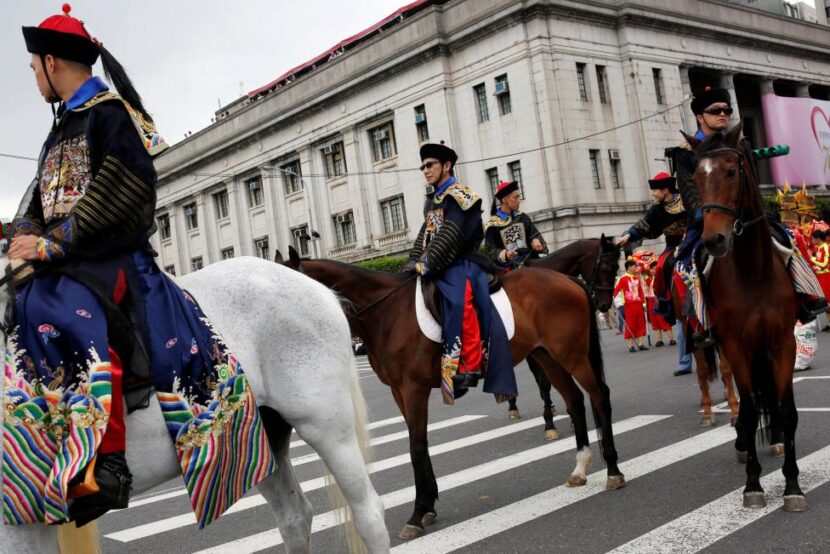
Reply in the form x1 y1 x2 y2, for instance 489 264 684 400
609 444 830 554
290 415 487 466
191 415 669 554
391 422 736 553
106 414 570 541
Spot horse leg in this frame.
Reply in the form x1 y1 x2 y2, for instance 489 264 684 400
737 391 765 507
718 355 740 426
398 382 439 540
530 351 592 487
528 357 558 440
779 385 808 511
695 350 716 427
258 406 314 554
507 395 520 420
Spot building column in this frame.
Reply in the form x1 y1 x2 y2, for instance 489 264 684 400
719 72 741 126
195 192 212 265
225 181 244 257
677 66 697 133
795 82 811 98
760 78 775 95
260 164 281 259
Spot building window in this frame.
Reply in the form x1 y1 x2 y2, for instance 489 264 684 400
576 63 588 102
291 226 310 256
369 122 397 163
596 65 608 104
495 74 512 115
220 247 235 260
282 160 303 195
415 104 429 143
254 237 270 260
246 178 263 208
183 203 198 231
652 68 665 106
333 211 357 246
508 160 524 198
164 265 176 276
213 189 229 220
157 213 171 240
380 195 407 234
322 141 347 179
191 256 203 272
473 83 489 123
589 150 602 189
486 167 500 197
609 155 622 189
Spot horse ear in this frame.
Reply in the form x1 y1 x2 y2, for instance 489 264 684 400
274 250 284 263
288 245 301 265
724 121 744 147
681 131 701 150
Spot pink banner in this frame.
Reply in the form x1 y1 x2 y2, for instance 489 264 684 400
761 94 830 187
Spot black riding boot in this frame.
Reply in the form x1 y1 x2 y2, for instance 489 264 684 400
797 295 829 324
692 328 717 350
451 371 481 399
69 452 133 526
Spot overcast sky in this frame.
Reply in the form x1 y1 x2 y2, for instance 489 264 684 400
0 0 413 219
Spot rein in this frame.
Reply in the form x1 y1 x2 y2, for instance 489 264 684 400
698 147 766 237
0 262 33 289
586 244 618 294
346 273 417 321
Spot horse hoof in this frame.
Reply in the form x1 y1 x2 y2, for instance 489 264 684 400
421 512 437 527
544 429 559 441
398 524 425 540
700 415 716 427
770 444 785 458
783 495 809 512
606 475 626 490
743 492 766 508
731 416 738 427
565 474 587 487
508 410 521 420
736 450 748 464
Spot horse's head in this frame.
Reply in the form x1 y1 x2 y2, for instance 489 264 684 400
688 123 747 257
591 234 621 312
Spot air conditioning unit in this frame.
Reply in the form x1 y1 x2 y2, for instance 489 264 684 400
494 80 509 95
374 130 389 141
414 112 427 124
608 150 621 161
322 145 333 155
336 214 347 224
248 180 260 191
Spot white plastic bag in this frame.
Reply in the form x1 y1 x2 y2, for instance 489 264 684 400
794 320 818 371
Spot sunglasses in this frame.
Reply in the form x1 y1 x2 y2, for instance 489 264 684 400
703 107 733 116
420 161 441 171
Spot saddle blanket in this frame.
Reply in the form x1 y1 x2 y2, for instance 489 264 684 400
415 277 515 343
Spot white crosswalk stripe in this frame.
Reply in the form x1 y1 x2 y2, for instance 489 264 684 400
100 401 830 554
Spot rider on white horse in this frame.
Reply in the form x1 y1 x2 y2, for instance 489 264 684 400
5 4 275 528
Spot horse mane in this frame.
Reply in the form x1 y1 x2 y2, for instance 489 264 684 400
305 257 409 284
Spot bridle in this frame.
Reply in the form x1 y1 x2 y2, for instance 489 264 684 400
698 147 765 238
585 243 620 299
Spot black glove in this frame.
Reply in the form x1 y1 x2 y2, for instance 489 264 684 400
401 260 418 273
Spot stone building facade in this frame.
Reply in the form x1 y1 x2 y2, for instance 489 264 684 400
152 0 830 275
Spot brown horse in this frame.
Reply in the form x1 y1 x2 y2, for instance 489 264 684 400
671 292 740 427
506 236 621 438
690 123 806 511
277 246 625 539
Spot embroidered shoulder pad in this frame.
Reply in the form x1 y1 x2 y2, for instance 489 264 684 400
485 215 511 230
76 91 169 157
436 183 480 211
664 195 685 215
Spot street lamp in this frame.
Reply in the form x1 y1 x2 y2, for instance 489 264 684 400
262 164 320 258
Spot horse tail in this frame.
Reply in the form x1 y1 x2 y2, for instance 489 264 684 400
703 345 719 381
57 521 101 554
751 350 777 445
323 354 373 554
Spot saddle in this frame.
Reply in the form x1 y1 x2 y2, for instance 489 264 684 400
416 276 515 343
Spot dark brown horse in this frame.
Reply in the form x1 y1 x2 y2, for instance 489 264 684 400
690 123 806 511
277 246 625 539
506 236 621 439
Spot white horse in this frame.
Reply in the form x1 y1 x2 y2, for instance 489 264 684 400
0 256 390 554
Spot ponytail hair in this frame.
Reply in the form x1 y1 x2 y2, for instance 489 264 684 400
100 45 153 123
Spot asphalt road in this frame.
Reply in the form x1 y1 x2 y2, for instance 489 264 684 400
99 326 830 553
